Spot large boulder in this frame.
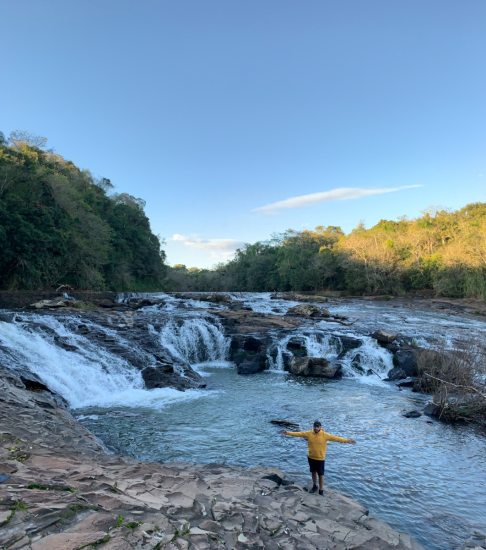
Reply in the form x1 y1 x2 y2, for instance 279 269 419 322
371 330 398 345
289 356 342 378
286 304 331 318
337 336 362 356
392 348 420 377
237 355 267 375
230 335 268 374
286 337 307 357
141 364 205 390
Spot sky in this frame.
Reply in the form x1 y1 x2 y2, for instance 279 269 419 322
1 0 485 268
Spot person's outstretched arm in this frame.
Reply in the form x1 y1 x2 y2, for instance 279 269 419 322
282 431 308 438
325 432 356 444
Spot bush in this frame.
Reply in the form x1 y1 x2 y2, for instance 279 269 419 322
416 344 486 425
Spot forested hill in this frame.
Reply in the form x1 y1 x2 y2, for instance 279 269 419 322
0 132 166 290
169 204 486 300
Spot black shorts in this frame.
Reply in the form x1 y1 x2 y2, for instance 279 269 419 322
308 457 325 475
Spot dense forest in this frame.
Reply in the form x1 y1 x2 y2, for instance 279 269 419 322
2 131 485 299
0 132 166 290
168 204 486 300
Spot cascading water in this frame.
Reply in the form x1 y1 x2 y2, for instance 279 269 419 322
158 318 229 365
267 329 393 379
0 316 205 410
339 336 394 378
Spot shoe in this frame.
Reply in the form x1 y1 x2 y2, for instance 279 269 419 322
310 485 318 493
319 490 324 496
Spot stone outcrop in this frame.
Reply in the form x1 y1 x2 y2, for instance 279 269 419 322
289 356 343 378
230 335 268 375
287 304 331 318
0 365 423 550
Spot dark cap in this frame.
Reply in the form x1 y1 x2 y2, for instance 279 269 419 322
313 420 321 427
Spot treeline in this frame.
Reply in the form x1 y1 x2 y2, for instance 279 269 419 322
168 204 486 299
0 132 166 290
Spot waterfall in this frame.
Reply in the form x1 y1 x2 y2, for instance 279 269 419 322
0 316 204 410
267 329 393 379
339 336 394 378
158 318 229 365
267 332 342 371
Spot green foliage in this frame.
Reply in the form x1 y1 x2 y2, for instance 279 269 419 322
167 206 486 299
0 134 167 290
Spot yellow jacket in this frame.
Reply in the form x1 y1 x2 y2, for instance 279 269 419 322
286 429 350 460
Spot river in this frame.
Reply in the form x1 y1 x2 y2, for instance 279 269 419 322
1 293 485 549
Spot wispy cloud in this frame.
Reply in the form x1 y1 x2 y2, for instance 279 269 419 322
253 185 423 214
171 234 245 260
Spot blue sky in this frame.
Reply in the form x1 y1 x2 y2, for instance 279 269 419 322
1 0 485 268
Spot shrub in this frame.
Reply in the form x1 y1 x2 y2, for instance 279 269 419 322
416 344 486 425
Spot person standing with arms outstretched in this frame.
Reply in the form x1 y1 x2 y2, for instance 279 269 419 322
283 420 356 496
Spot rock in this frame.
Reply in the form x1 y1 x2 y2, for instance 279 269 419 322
396 377 415 388
338 335 362 354
372 330 398 345
287 304 331 318
236 354 267 375
402 410 422 418
386 367 409 381
29 297 69 309
141 365 205 390
423 402 441 417
286 337 307 357
230 335 268 374
289 357 342 378
392 349 419 377
270 419 300 430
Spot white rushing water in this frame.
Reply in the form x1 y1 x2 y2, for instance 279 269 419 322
0 317 206 410
267 329 393 379
158 318 229 365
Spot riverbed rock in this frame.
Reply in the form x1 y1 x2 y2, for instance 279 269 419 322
236 356 267 374
393 348 420 376
289 356 342 378
372 330 399 345
29 297 70 309
402 410 422 418
230 335 268 374
286 336 307 356
423 402 441 417
141 364 206 390
287 304 331 318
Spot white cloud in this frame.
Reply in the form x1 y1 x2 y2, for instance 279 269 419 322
170 234 245 260
253 185 423 214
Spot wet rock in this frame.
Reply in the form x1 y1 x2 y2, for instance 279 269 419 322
386 367 409 381
392 349 420 377
286 337 307 357
287 304 331 318
270 419 300 430
372 330 398 345
423 402 441 417
337 335 362 354
396 377 416 388
236 354 267 375
141 365 205 390
29 297 70 309
402 410 422 418
289 357 342 378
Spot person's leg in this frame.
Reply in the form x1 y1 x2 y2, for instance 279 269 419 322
308 458 318 492
318 460 326 495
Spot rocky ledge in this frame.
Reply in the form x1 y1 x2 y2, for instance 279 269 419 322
0 365 423 550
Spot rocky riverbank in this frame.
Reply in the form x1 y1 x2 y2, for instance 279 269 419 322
0 365 425 550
